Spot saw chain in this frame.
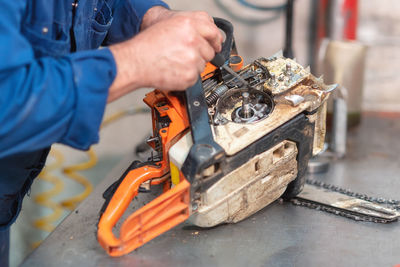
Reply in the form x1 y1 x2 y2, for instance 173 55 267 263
291 179 400 223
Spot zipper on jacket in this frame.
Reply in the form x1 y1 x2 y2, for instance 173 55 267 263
70 0 79 52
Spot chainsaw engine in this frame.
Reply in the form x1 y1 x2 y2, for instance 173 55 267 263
169 52 334 227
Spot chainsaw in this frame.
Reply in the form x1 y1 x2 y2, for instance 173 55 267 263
97 18 334 257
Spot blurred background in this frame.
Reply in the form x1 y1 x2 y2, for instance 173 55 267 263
10 0 400 266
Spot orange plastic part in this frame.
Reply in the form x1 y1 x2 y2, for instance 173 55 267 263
201 55 243 80
201 62 218 80
97 89 191 256
229 55 243 72
97 169 190 257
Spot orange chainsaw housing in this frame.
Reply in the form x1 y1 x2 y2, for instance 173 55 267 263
97 63 218 256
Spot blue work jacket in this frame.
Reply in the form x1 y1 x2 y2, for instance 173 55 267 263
0 0 168 230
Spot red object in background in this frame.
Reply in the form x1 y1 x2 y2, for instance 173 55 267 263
317 0 330 40
316 0 358 41
342 0 358 40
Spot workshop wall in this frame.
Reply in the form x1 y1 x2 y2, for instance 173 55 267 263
168 0 400 112
358 0 400 112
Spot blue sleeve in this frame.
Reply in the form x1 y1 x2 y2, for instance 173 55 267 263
104 0 170 45
0 1 116 158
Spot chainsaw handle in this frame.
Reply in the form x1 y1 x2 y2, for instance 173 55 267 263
98 165 165 249
97 162 190 256
211 17 234 67
183 79 225 183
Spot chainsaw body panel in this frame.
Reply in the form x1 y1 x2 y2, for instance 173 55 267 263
189 140 298 227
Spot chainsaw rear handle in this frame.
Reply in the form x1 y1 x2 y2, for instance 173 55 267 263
97 164 167 252
211 17 234 67
97 160 190 257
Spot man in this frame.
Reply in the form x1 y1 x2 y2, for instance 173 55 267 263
0 0 223 265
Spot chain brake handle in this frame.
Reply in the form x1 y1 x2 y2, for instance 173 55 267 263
211 17 234 68
181 18 233 183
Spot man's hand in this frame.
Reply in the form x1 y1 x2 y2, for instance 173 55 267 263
107 11 223 102
140 6 174 31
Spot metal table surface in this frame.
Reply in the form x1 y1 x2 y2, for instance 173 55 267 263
22 114 400 267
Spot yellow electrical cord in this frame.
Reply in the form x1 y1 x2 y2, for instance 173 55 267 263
58 107 150 211
32 149 65 248
60 148 97 211
31 148 96 247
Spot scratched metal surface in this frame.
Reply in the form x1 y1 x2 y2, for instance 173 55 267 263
22 115 400 267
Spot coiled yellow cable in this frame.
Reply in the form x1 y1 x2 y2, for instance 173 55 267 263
32 149 65 248
31 148 96 247
60 148 97 210
58 107 150 211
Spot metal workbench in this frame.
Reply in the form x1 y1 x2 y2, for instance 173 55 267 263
22 114 400 267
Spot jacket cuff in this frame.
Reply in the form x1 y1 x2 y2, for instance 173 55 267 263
60 48 116 149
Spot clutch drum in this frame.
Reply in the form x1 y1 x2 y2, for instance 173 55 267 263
215 89 274 124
